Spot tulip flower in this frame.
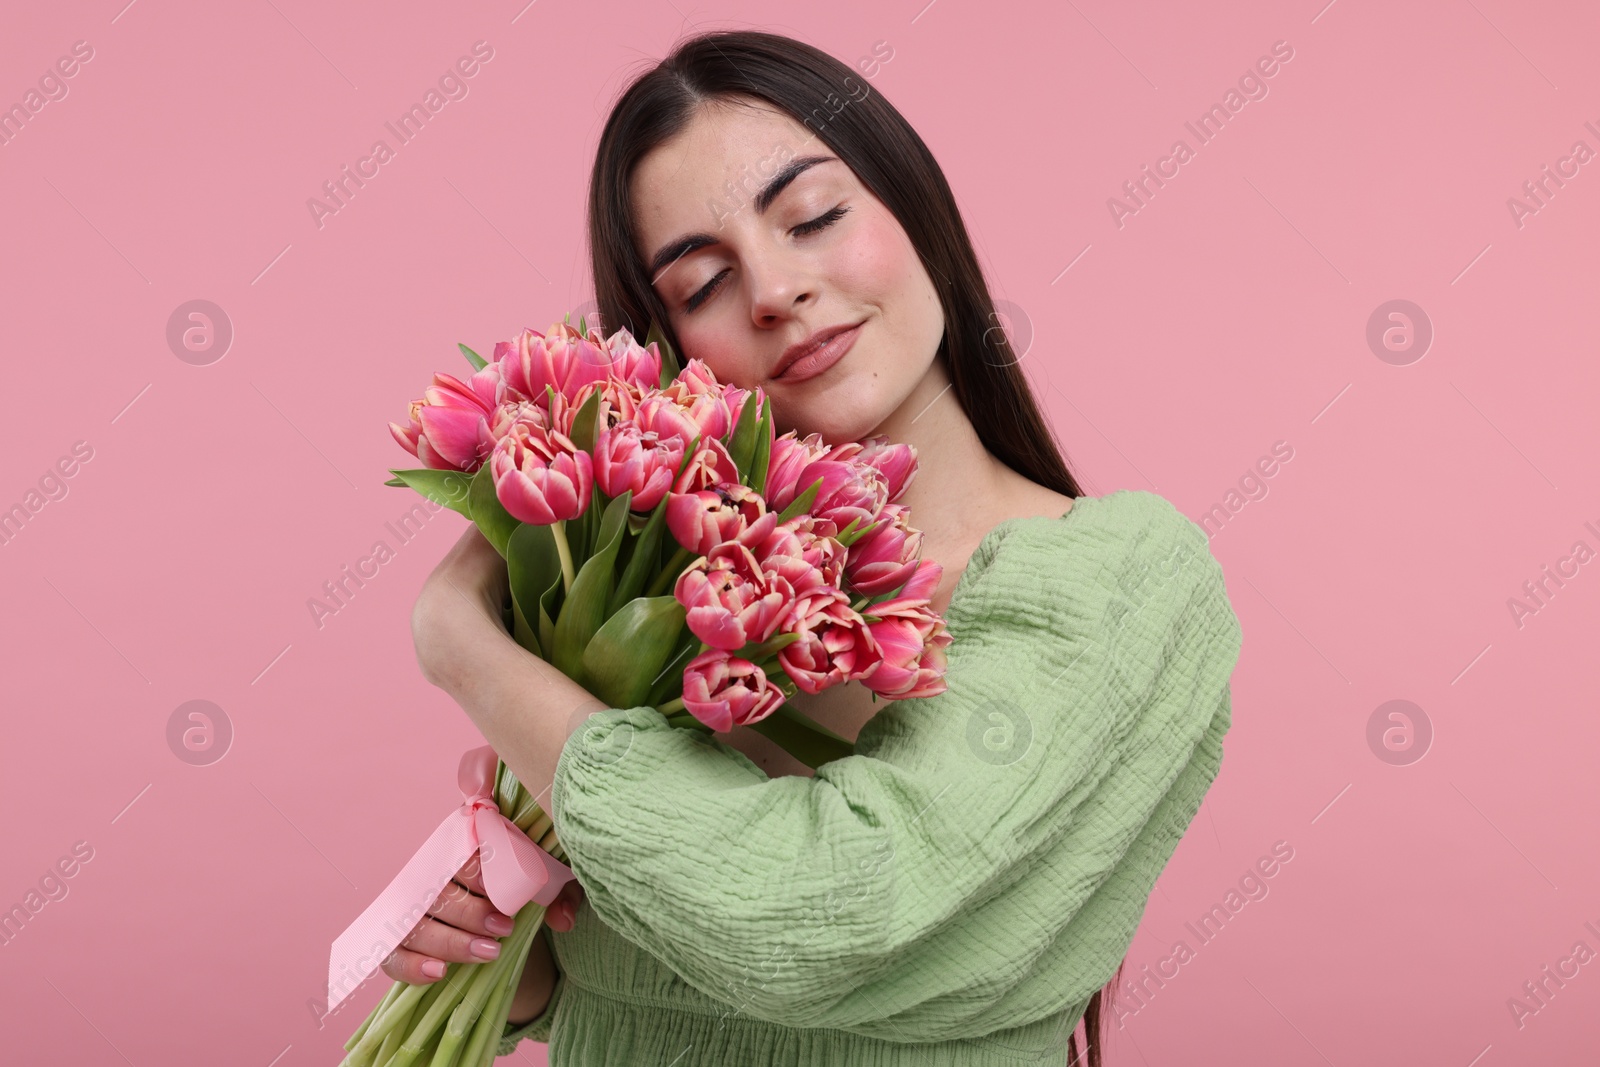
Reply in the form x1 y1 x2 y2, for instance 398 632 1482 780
681 649 786 731
674 541 795 651
489 419 593 525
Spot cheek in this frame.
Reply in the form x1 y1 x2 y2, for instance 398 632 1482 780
673 320 764 390
828 212 914 299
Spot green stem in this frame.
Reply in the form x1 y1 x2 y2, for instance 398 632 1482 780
551 520 576 593
387 964 480 1067
646 546 693 597
345 981 405 1052
347 981 429 1060
656 696 686 716
375 994 418 1063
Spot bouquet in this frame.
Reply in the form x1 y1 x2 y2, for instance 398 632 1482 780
331 314 952 1066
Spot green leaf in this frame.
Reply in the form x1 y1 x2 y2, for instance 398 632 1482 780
645 318 682 390
726 387 761 482
775 475 825 524
384 476 406 487
646 632 703 707
746 703 856 768
459 343 487 371
749 396 773 496
507 523 562 656
568 387 603 454
577 595 688 707
468 464 520 557
510 596 542 659
608 490 670 616
551 490 632 676
389 468 474 517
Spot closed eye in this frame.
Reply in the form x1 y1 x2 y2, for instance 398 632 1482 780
683 205 852 313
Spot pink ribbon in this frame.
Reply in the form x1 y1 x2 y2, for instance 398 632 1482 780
326 745 575 1013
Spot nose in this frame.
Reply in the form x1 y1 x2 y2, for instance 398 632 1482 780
745 244 815 327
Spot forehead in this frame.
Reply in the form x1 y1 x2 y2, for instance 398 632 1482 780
631 99 821 233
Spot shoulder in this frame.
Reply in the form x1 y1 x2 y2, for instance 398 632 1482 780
969 490 1214 590
951 490 1235 650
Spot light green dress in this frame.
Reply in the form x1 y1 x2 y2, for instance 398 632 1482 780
499 490 1243 1064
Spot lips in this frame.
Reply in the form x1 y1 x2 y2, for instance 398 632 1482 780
774 320 866 380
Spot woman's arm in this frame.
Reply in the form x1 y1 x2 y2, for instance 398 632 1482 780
411 525 610 822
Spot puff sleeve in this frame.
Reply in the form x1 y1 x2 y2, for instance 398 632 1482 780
548 490 1242 1043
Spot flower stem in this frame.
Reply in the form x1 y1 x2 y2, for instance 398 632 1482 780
656 696 686 716
552 520 576 593
346 981 429 1060
646 546 693 597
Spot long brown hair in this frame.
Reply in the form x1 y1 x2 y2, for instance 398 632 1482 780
585 28 1119 1066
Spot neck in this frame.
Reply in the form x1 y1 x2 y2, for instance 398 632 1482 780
865 356 1020 547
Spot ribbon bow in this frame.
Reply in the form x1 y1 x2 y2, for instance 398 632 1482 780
326 745 576 1013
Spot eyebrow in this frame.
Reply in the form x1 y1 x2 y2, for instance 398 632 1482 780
647 154 837 281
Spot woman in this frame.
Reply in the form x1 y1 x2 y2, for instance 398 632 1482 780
384 30 1242 1067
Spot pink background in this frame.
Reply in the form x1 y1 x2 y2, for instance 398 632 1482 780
3 1 1597 1064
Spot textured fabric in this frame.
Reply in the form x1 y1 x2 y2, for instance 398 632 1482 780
500 489 1243 1064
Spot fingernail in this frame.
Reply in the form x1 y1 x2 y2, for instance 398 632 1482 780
470 937 501 960
484 913 514 935
422 959 447 979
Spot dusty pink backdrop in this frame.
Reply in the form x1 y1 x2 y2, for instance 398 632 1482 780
2 1 1597 1064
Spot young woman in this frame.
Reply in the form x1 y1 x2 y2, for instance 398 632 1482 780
384 30 1242 1067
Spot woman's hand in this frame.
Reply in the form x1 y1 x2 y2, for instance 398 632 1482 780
380 852 587 986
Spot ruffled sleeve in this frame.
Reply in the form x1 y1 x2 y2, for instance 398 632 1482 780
548 490 1242 1043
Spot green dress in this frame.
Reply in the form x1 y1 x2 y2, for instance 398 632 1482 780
498 490 1243 1064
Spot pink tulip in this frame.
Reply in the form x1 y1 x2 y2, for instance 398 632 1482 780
674 541 795 652
594 423 683 512
777 590 876 695
853 435 917 504
844 505 923 597
854 558 951 697
489 419 593 525
666 484 767 557
858 612 950 698
763 432 830 512
681 649 786 732
672 437 740 495
389 366 504 472
635 394 702 451
584 324 663 390
786 459 888 537
496 322 614 407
